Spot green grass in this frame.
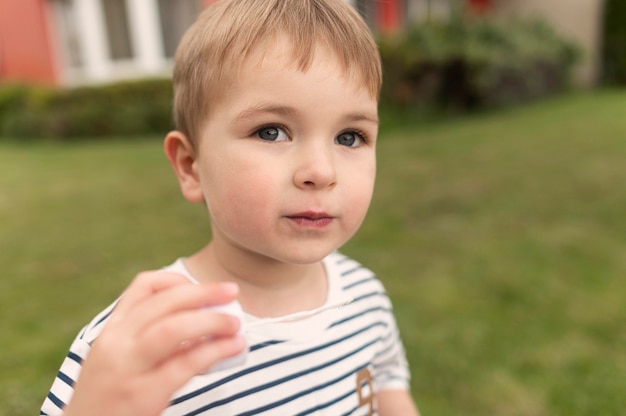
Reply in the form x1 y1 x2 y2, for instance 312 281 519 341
2 89 626 415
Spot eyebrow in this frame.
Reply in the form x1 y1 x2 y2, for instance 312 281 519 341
235 104 298 121
234 104 379 126
345 112 380 125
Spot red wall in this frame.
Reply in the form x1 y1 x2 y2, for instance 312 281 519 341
0 0 57 84
467 0 493 14
377 0 402 34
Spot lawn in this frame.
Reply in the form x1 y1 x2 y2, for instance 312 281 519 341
1 89 626 415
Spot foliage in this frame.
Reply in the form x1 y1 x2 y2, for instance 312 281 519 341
0 78 173 140
601 0 626 84
379 15 580 112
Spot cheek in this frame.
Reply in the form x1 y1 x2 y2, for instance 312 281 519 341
345 162 376 220
203 159 277 228
356 158 376 199
351 185 375 222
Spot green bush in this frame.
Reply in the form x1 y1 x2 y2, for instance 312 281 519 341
0 78 173 140
601 0 626 84
379 16 580 112
0 85 32 135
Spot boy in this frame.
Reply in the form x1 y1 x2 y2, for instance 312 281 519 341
41 0 419 414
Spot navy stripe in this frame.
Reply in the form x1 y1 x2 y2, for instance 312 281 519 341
294 387 356 416
57 371 75 388
171 322 386 406
352 290 386 303
79 308 113 341
342 276 377 290
339 405 361 416
184 339 379 415
340 266 363 277
330 306 388 329
93 308 115 328
249 339 285 352
46 392 65 410
92 309 113 330
67 351 83 365
77 325 87 339
235 363 371 416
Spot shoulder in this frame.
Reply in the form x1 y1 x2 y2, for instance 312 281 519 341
77 298 120 344
79 261 188 344
325 251 392 309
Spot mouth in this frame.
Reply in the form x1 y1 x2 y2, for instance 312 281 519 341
286 211 334 228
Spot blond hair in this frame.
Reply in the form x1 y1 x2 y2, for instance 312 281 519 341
172 0 382 143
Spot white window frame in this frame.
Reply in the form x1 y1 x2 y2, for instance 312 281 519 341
49 0 173 86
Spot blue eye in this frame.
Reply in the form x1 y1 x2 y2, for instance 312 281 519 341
256 126 288 142
336 131 364 147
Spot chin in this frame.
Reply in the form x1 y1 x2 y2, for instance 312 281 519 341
266 244 339 266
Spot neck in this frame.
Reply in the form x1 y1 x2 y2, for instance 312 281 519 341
186 243 328 318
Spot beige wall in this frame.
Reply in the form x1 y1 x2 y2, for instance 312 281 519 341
494 0 606 86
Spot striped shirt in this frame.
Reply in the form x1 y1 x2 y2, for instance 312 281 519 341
41 252 411 415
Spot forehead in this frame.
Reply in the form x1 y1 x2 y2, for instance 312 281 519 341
201 38 378 129
237 35 372 98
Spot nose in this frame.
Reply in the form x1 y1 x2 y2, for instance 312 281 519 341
293 143 337 190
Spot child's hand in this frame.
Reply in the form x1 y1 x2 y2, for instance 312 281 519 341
62 271 245 416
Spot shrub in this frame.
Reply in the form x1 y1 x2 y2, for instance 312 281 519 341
0 78 173 140
379 15 580 112
601 0 626 85
0 85 32 135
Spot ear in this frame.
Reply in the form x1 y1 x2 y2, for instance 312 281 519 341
164 131 205 203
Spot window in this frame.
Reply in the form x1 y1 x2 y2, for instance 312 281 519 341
158 0 202 58
50 0 83 68
101 0 134 60
408 0 454 22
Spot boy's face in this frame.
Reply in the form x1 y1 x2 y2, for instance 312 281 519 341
189 39 378 265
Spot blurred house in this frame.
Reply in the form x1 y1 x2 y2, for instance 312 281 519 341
0 0 605 87
391 0 605 86
0 0 409 86
0 0 209 86
490 0 606 86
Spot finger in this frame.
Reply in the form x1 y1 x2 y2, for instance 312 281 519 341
137 309 242 367
112 271 192 320
123 281 239 336
155 335 247 393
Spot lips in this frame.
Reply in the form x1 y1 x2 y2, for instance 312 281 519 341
286 211 334 228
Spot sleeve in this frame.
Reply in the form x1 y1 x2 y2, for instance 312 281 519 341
40 335 91 415
40 301 117 415
371 295 412 392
